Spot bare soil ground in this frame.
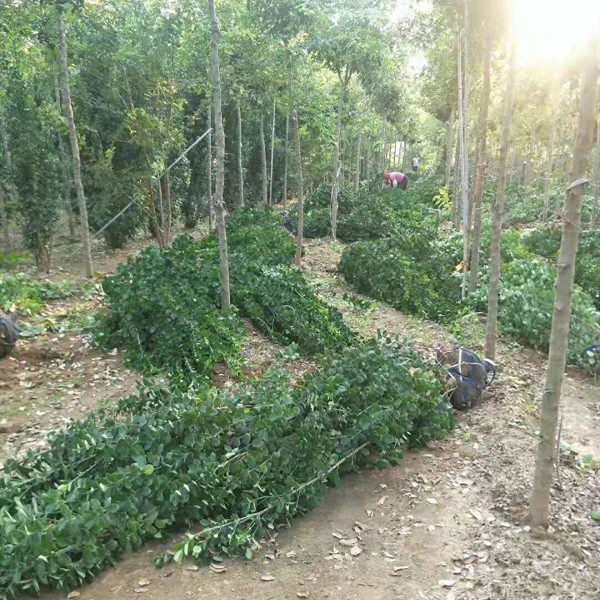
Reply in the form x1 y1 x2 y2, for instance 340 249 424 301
3 235 599 600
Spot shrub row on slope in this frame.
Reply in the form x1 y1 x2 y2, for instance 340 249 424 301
340 231 465 324
471 258 600 372
0 339 452 597
523 226 600 310
340 234 600 373
287 178 446 243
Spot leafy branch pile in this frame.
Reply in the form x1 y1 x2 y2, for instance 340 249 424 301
0 338 452 597
94 235 245 383
96 209 354 379
340 226 465 323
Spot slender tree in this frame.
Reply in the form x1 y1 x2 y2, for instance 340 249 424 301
0 111 10 250
457 28 469 298
207 103 213 231
259 115 268 206
530 45 598 528
484 35 516 360
58 7 92 277
444 104 456 187
269 97 276 204
236 101 244 208
281 74 291 203
208 0 230 310
468 36 492 292
54 77 76 238
331 71 349 238
355 132 362 191
294 110 304 266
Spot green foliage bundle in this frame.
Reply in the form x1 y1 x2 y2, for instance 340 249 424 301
471 258 600 372
340 234 464 323
95 235 244 382
224 209 354 354
227 208 295 267
233 265 355 354
0 339 451 596
0 273 74 315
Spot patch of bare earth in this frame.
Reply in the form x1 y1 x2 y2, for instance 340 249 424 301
8 236 600 600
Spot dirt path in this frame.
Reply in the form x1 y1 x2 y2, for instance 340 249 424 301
14 237 598 600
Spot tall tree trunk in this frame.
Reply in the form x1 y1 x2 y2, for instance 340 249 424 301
0 111 11 249
484 36 516 360
58 10 92 277
55 79 76 238
331 72 348 239
282 105 290 203
355 133 362 191
282 66 293 203
294 110 304 266
207 104 214 232
259 115 268 206
0 183 7 251
458 28 469 299
542 127 557 220
468 37 491 293
236 101 244 209
164 171 172 244
444 104 456 187
365 135 371 188
269 98 276 204
529 46 598 528
208 0 231 310
452 122 461 229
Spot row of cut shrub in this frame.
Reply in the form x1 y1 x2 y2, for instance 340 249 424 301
0 338 452 597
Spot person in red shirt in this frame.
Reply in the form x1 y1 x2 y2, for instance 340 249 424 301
383 171 408 190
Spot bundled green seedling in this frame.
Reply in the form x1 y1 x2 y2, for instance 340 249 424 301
95 235 244 383
0 338 451 597
340 229 465 323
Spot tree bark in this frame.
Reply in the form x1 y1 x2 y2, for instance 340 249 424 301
331 72 348 239
208 0 231 310
236 101 244 209
355 132 362 191
444 104 456 187
484 36 516 360
269 98 276 204
55 79 76 238
458 28 469 299
207 103 214 232
452 118 461 229
529 45 598 528
282 106 290 203
294 110 304 266
0 111 11 249
259 115 268 206
468 37 491 293
58 10 93 277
